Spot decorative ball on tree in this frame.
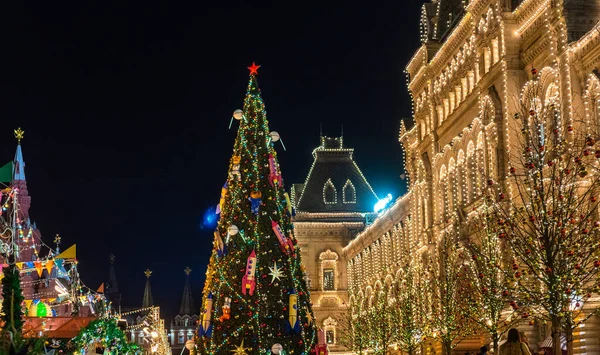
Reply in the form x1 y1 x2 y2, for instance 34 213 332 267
197 64 316 354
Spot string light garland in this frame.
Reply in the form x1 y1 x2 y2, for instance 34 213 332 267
197 65 316 355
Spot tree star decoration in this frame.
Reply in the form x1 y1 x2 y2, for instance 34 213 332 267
306 312 314 325
231 340 250 355
268 261 283 283
247 62 260 75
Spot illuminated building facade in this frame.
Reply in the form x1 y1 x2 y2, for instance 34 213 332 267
292 135 378 353
344 0 600 353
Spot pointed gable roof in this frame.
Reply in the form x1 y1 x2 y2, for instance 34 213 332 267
295 136 378 213
179 267 195 316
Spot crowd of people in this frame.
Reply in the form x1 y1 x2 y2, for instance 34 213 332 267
462 328 554 355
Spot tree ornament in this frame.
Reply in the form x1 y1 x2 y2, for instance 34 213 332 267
287 290 300 334
531 67 537 75
220 297 232 322
230 156 242 181
248 191 262 215
215 231 227 257
233 109 244 120
272 220 295 255
271 343 284 354
268 154 282 187
269 131 280 142
231 339 251 355
268 261 283 282
228 225 239 235
199 292 214 337
241 250 257 295
587 136 596 146
216 182 228 215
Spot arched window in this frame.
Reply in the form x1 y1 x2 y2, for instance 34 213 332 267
439 164 448 221
467 141 476 202
323 179 337 204
449 158 457 210
476 132 486 193
584 74 600 137
319 249 339 291
323 317 338 345
343 180 356 203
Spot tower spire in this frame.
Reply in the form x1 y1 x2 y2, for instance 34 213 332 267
106 253 121 311
142 269 154 308
13 128 25 181
178 267 195 316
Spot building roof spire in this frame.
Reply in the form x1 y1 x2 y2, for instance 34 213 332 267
13 128 25 181
179 267 195 316
142 269 154 308
105 253 122 311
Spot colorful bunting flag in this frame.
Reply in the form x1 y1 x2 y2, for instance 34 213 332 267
97 283 104 293
34 261 43 277
55 244 76 259
16 262 23 270
45 260 54 274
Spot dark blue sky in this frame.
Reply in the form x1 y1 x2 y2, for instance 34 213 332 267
0 1 422 320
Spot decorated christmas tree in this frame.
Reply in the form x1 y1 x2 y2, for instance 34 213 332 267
197 63 317 355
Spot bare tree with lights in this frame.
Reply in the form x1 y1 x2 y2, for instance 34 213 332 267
390 262 429 355
482 71 600 355
462 205 520 355
427 232 474 355
337 293 370 355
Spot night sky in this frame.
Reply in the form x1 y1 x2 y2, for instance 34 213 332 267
1 1 422 321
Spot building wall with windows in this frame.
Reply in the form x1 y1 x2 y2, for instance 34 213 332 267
292 136 378 353
344 0 600 353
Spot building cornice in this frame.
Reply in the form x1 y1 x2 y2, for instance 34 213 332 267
343 192 413 259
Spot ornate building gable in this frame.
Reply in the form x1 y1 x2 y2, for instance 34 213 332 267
293 136 378 213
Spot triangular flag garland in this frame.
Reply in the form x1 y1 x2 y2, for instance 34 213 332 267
16 262 23 270
45 259 54 274
55 244 76 259
97 283 104 293
34 261 43 277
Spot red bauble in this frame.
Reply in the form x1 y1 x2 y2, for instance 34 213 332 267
568 126 574 132
531 68 538 75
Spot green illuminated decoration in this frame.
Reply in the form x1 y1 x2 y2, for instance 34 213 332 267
197 64 317 354
36 302 47 317
72 318 140 354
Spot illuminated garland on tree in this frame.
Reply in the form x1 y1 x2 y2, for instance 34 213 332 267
197 63 316 354
463 203 519 355
72 318 140 354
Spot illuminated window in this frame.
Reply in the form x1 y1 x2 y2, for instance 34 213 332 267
179 333 184 344
323 179 337 204
342 180 356 204
323 269 334 290
326 330 334 344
